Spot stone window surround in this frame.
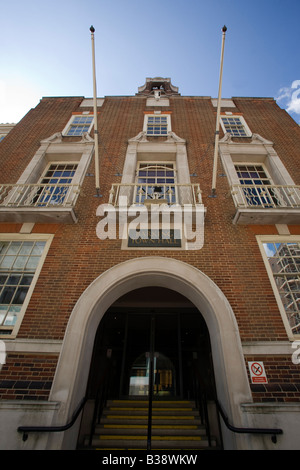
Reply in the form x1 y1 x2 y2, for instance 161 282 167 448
121 130 191 189
0 233 53 339
219 133 296 189
118 131 204 250
257 234 300 341
14 132 94 189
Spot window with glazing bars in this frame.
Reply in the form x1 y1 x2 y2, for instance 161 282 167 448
263 242 300 335
135 163 176 204
0 241 46 333
235 164 279 207
221 116 248 137
66 115 93 136
146 116 168 135
33 163 78 206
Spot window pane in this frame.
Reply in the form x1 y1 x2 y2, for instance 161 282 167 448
0 274 7 284
13 256 28 270
25 257 39 271
14 287 29 304
1 256 14 270
0 286 16 304
0 242 9 255
0 240 46 334
21 275 34 285
19 242 34 255
4 311 18 326
7 275 21 285
0 306 7 325
7 242 22 255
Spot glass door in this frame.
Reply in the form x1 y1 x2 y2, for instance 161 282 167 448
122 312 180 398
89 308 214 401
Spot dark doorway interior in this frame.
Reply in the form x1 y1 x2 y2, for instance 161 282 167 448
86 287 215 402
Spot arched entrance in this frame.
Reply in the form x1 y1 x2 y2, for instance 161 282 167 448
49 257 252 449
86 287 215 402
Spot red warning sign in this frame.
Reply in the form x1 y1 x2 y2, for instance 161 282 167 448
248 361 268 384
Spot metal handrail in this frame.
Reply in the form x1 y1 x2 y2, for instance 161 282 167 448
17 396 88 442
193 364 283 445
88 363 112 446
215 399 283 444
192 365 214 446
147 316 155 451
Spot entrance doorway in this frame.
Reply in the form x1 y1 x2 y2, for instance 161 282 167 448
86 287 215 403
51 258 251 449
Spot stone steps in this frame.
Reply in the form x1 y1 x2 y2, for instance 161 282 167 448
84 399 217 450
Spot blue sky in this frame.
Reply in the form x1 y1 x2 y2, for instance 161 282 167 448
1 0 300 124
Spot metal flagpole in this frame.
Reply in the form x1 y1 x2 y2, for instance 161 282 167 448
90 26 101 196
211 25 227 197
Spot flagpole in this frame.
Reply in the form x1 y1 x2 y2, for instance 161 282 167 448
211 25 227 197
90 26 101 196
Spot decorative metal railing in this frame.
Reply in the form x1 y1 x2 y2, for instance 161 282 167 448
108 183 203 206
231 184 300 209
0 183 81 208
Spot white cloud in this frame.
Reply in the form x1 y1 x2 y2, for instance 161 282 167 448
276 80 300 122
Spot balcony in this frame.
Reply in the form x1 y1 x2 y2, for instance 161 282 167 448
231 184 300 224
0 183 81 224
109 183 203 206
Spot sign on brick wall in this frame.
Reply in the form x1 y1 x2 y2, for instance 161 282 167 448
248 361 268 384
128 229 182 248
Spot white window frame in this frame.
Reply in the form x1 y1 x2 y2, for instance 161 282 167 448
62 114 94 137
234 162 280 207
143 113 171 136
257 235 300 340
235 163 273 184
32 162 79 207
0 234 53 338
220 114 251 137
39 162 79 184
134 161 177 205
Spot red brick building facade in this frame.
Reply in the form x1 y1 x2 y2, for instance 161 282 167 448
0 78 300 450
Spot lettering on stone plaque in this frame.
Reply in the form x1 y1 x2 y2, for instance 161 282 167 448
128 229 181 248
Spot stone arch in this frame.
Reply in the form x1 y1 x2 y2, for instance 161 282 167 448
49 257 252 448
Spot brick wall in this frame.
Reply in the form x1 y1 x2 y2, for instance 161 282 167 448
1 93 300 401
0 354 58 400
245 356 300 402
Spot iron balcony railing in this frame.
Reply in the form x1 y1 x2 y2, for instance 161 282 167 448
108 183 203 207
0 183 81 208
231 184 300 209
